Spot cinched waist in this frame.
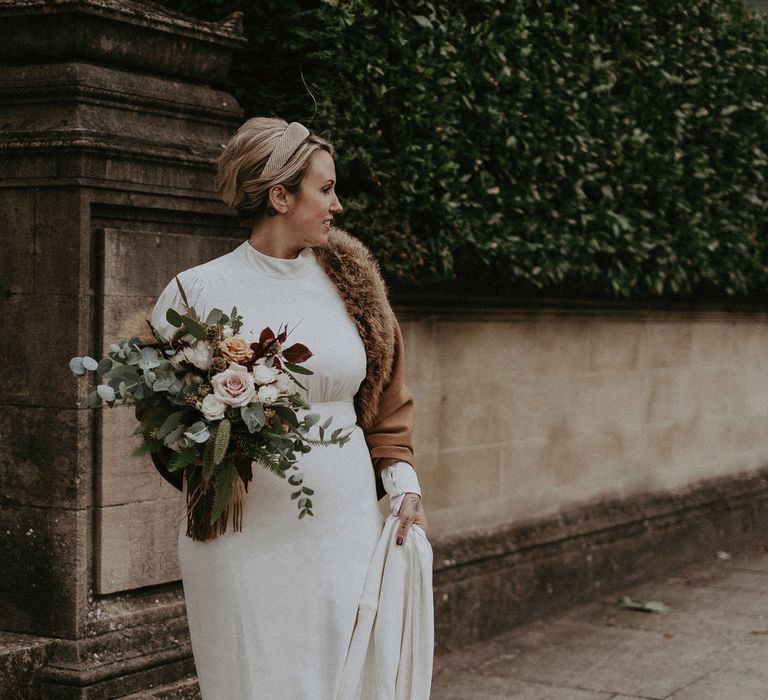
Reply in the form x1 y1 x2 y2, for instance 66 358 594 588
296 399 358 433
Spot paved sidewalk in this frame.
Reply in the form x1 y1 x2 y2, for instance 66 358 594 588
431 543 768 699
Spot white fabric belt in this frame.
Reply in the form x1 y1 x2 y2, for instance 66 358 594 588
297 399 358 434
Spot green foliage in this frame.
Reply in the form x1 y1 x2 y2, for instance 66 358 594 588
213 418 232 466
211 456 237 524
168 446 200 472
158 0 768 301
130 437 164 458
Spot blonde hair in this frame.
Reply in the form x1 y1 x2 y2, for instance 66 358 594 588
217 117 334 223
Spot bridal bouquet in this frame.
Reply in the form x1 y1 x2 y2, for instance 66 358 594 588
70 277 351 540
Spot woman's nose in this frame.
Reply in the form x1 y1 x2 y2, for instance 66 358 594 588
331 195 343 213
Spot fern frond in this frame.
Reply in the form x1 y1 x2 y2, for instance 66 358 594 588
299 436 345 447
168 446 199 473
130 437 163 458
210 456 236 524
249 450 287 479
202 425 217 481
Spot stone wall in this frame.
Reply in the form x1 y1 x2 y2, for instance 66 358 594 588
401 308 768 537
4 0 768 694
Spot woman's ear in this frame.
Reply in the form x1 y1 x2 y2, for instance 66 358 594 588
268 184 291 214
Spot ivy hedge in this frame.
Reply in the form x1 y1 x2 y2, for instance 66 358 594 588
161 0 768 301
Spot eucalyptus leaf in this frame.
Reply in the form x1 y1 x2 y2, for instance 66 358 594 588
181 316 207 341
96 384 116 403
241 404 266 433
166 308 183 328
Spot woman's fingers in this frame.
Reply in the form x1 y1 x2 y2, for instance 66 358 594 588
396 493 428 545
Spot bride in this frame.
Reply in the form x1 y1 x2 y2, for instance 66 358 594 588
147 117 431 698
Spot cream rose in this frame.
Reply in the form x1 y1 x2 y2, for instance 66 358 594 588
171 342 212 371
257 384 279 405
198 393 226 421
211 363 256 407
275 372 295 394
253 364 278 385
219 336 254 364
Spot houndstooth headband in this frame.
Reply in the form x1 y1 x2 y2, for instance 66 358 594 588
261 122 310 177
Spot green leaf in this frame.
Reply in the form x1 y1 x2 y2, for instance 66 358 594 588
166 308 183 328
283 361 313 376
168 446 199 472
213 418 231 466
210 456 237 525
202 425 217 480
174 275 190 308
181 316 207 341
130 437 163 458
158 410 185 439
273 405 299 428
205 308 225 325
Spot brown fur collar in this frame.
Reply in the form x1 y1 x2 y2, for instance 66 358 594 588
314 227 396 431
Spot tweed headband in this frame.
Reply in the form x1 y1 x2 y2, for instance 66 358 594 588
261 122 310 177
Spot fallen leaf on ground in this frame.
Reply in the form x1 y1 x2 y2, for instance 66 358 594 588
615 596 670 614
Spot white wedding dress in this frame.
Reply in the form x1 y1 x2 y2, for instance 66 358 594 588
151 241 387 699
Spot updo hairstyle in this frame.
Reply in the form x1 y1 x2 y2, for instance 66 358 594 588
217 117 334 223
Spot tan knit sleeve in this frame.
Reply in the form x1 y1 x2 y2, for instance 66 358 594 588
363 318 416 498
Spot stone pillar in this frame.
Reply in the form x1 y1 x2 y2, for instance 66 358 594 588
0 1 244 696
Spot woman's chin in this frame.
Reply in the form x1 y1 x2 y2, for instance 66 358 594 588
308 229 331 247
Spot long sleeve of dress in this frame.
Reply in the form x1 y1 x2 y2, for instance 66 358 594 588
150 270 205 342
142 270 205 492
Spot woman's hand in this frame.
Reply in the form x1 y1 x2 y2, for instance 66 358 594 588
396 493 428 545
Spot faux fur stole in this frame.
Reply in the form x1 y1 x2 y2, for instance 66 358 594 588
314 228 396 432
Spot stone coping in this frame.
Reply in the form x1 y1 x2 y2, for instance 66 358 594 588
0 0 245 45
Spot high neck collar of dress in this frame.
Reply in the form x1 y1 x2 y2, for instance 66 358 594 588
237 240 315 279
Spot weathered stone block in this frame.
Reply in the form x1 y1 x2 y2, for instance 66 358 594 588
637 321 693 369
32 189 87 296
0 62 241 141
102 228 237 299
0 189 35 295
409 381 443 455
0 407 92 509
416 444 501 511
0 631 51 700
95 499 182 594
0 506 88 638
0 1 245 84
400 317 440 385
98 406 181 507
0 292 89 407
587 320 642 371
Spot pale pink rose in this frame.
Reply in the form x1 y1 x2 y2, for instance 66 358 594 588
211 363 256 407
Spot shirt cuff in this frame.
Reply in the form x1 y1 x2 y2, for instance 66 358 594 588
381 461 422 513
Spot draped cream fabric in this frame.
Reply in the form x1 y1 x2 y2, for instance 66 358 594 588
338 514 434 700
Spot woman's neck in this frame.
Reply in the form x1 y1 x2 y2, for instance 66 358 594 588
248 220 302 259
